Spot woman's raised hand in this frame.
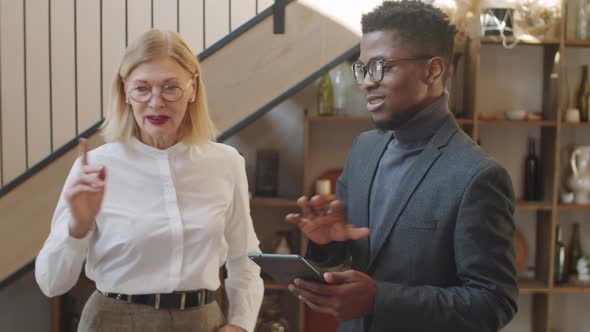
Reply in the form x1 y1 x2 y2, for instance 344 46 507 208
66 138 106 239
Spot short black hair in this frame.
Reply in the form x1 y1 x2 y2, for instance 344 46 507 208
361 1 457 66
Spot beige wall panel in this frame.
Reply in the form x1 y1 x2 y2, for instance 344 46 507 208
0 134 104 282
25 0 51 167
153 0 177 32
127 0 151 45
0 0 27 184
76 1 102 134
257 0 274 13
231 0 256 30
179 0 204 54
50 0 76 149
202 1 360 135
204 0 229 48
102 0 126 111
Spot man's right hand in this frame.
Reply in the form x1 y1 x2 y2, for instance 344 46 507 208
286 195 369 245
66 138 106 239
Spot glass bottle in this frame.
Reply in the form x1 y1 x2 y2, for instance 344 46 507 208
567 223 583 277
577 65 590 122
554 224 566 283
318 72 334 116
524 137 541 201
578 0 590 40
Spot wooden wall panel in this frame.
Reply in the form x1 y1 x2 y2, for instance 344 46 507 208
204 0 229 48
25 0 51 166
153 0 177 32
50 0 76 149
179 0 204 54
76 0 101 133
0 0 27 184
127 0 151 45
102 0 126 113
231 0 256 30
257 0 274 14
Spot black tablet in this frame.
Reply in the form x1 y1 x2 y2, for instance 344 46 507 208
248 253 326 286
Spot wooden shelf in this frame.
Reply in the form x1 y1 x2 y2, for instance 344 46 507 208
565 40 590 47
250 197 299 207
264 283 289 291
307 115 370 122
552 285 590 293
561 121 590 127
456 118 473 125
519 279 550 294
478 119 556 127
557 204 590 211
516 201 553 211
478 36 559 46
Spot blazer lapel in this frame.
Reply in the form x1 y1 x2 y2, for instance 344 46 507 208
350 131 392 272
367 116 459 270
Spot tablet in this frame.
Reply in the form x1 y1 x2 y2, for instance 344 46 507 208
248 253 326 286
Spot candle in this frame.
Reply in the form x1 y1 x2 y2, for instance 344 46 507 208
316 179 331 196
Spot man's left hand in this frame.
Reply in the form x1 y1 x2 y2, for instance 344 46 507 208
288 270 376 321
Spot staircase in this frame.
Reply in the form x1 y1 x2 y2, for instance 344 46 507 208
0 0 382 286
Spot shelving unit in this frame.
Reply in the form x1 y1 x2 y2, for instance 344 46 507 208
462 9 590 327
246 6 590 330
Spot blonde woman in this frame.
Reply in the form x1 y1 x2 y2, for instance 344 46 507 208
35 29 263 332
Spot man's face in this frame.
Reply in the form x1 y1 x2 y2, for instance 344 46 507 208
358 30 432 130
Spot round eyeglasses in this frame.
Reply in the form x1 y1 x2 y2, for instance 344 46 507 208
127 79 194 103
351 56 432 85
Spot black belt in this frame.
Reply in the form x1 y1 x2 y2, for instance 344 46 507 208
98 289 216 310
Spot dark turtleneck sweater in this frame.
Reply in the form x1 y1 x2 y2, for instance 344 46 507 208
368 92 450 251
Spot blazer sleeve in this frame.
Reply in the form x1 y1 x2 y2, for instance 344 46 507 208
370 162 518 332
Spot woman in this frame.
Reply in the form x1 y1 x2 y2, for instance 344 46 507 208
35 29 263 332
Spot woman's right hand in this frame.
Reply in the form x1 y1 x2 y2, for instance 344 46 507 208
285 195 369 245
66 138 106 239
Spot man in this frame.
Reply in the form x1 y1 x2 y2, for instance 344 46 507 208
286 1 518 331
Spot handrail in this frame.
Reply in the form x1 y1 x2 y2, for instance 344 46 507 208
217 44 360 142
0 1 358 289
0 1 290 200
0 0 290 289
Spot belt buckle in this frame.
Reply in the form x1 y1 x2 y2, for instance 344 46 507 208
180 293 186 310
155 294 161 309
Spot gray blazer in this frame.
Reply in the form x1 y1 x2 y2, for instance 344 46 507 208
308 116 518 332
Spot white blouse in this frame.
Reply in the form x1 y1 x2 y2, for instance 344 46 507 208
35 138 264 331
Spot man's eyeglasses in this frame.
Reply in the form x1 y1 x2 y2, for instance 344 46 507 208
351 56 432 85
127 79 193 103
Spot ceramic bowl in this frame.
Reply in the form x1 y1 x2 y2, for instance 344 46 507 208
527 112 543 121
504 109 527 121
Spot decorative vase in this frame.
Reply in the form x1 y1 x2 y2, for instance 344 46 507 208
568 146 590 204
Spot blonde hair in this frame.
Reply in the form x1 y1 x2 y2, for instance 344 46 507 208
101 29 216 145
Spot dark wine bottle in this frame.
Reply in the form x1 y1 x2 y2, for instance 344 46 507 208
577 65 590 122
554 224 566 284
524 137 541 201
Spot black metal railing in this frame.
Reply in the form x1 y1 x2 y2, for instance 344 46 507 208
0 0 288 199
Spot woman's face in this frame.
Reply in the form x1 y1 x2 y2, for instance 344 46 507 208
124 57 197 149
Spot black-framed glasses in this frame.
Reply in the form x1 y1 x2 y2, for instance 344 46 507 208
351 56 432 85
127 78 194 103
